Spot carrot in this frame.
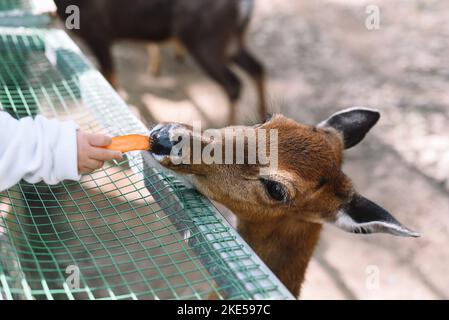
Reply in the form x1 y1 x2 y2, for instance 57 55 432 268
104 134 151 153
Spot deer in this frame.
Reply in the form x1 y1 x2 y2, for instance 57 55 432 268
147 107 420 298
147 41 186 77
54 0 266 124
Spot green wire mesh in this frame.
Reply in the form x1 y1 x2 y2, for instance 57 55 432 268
0 0 55 27
0 27 293 300
0 0 33 11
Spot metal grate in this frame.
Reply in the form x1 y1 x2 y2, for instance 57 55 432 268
0 27 293 300
0 0 55 27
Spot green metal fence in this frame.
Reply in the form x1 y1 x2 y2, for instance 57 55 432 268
0 27 293 300
0 0 55 27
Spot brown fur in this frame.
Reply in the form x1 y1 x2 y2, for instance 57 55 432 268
156 114 357 297
238 218 322 295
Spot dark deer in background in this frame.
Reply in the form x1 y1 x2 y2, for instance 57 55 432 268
54 0 267 124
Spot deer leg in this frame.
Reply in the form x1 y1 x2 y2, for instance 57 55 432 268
172 40 186 63
207 66 240 125
89 41 117 88
186 47 242 124
147 43 162 77
232 48 267 121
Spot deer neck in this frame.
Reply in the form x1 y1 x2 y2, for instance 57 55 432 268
237 217 322 298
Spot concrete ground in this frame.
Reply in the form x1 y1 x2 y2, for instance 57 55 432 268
71 0 448 299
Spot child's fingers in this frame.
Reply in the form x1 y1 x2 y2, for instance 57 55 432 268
79 165 98 174
78 166 92 174
88 133 112 147
86 159 104 170
90 147 123 162
78 159 104 174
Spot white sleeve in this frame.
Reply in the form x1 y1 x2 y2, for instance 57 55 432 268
0 112 80 192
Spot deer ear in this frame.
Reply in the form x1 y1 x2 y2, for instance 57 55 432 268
318 107 380 149
333 194 420 237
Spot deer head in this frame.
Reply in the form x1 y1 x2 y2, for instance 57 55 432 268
149 108 419 297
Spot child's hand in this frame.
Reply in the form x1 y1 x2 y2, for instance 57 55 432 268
77 131 123 174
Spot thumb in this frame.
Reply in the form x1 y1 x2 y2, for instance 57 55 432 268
89 133 112 147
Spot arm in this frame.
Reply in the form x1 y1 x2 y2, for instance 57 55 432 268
0 112 80 191
0 112 122 192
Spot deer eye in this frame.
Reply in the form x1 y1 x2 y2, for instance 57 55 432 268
260 178 288 202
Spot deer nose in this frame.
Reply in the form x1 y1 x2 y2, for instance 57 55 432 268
149 124 176 156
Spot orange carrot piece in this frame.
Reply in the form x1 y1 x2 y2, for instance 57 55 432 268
104 134 151 153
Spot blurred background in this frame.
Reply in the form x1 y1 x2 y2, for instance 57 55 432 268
55 0 449 299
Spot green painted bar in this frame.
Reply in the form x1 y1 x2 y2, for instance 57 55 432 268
0 27 293 300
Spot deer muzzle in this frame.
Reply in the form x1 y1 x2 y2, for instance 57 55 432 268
149 124 179 156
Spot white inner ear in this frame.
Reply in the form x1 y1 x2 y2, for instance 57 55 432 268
317 106 380 128
333 211 420 237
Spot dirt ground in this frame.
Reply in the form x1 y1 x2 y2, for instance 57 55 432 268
70 0 449 299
